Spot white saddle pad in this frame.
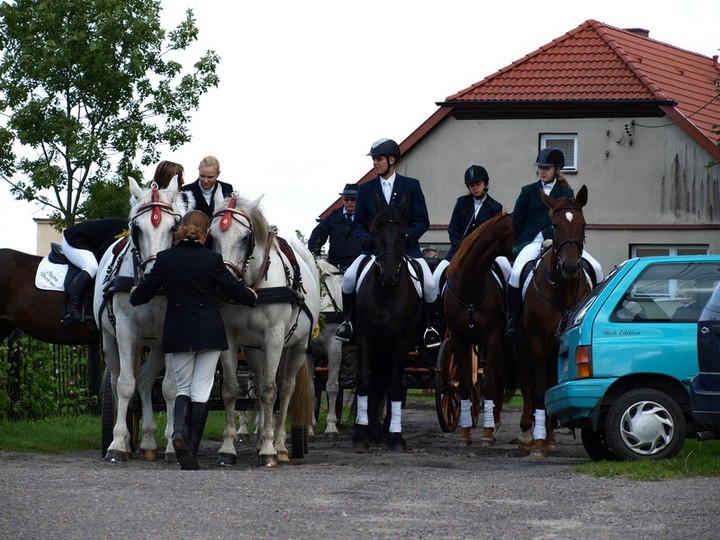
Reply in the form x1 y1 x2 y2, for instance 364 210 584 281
356 256 423 298
35 256 68 291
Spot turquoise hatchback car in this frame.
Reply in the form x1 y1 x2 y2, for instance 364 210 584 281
545 255 720 460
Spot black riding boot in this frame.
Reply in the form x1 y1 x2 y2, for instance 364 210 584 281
189 401 210 458
506 285 522 340
423 299 442 350
61 270 93 325
172 395 198 470
335 292 356 343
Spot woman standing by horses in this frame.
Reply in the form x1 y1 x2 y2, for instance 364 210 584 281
505 147 603 339
130 210 257 470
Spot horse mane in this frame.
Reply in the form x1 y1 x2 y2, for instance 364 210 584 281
447 212 512 275
218 195 271 248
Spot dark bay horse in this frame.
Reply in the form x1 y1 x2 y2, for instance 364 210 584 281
442 213 518 446
353 195 423 452
515 184 593 457
0 248 99 346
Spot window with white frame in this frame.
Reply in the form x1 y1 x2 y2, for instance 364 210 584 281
540 133 577 172
631 245 709 258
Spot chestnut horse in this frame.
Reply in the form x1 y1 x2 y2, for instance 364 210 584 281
0 249 99 346
442 213 518 446
514 185 594 457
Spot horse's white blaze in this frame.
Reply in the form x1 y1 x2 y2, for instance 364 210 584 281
565 211 573 222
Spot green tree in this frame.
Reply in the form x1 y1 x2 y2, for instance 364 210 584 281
0 0 220 228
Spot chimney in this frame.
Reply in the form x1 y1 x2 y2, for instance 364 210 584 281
623 28 650 38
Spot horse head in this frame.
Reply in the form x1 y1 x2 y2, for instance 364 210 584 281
541 184 588 279
370 192 409 287
210 193 266 279
128 176 184 272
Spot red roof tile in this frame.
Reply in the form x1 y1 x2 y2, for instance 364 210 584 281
446 19 720 142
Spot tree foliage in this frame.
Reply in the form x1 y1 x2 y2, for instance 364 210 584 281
0 0 220 227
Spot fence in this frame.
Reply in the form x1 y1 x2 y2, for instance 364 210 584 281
1 330 102 421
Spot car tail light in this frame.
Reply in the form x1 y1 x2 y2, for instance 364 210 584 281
575 345 592 379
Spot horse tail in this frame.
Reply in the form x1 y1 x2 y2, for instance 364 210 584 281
500 342 520 404
289 361 314 427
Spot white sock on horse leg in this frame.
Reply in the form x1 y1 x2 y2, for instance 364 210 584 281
356 395 368 425
483 399 495 429
389 401 402 433
533 409 547 441
460 399 472 428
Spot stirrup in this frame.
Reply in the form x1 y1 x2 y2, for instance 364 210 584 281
423 327 441 349
335 320 353 343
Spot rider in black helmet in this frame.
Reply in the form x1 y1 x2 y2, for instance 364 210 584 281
335 138 441 350
505 147 602 339
431 164 504 297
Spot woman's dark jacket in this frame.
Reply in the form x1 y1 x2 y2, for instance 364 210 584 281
129 240 255 353
445 194 502 260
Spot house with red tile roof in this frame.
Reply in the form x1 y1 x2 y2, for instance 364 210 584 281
317 19 720 270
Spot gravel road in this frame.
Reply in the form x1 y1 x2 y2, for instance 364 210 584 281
0 397 716 539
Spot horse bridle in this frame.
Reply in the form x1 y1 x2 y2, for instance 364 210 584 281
373 218 406 285
130 182 182 272
211 195 255 280
547 202 586 282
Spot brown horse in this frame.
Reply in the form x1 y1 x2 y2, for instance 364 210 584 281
514 185 593 457
0 248 99 346
442 213 518 446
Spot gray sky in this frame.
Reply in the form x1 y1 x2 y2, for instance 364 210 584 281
2 0 718 252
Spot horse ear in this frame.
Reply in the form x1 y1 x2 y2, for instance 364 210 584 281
128 176 143 203
575 185 588 207
165 175 179 198
249 194 265 211
540 187 555 209
373 190 384 212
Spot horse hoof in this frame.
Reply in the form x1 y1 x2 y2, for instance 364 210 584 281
352 440 369 453
217 453 237 466
530 440 547 458
140 448 157 461
164 452 177 464
259 454 278 467
277 451 290 463
546 441 558 452
459 427 472 447
103 450 129 463
480 427 496 447
386 433 407 452
517 430 534 449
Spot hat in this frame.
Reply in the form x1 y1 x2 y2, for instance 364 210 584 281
339 183 359 197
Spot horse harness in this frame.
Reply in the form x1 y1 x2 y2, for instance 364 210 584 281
212 198 314 345
445 261 506 330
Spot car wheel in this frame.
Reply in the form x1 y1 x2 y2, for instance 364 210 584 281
581 428 617 461
604 388 686 460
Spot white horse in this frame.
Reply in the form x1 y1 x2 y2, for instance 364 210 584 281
94 177 191 463
210 194 320 467
310 258 345 435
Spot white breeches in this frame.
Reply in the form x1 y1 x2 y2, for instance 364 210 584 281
509 239 603 288
342 254 437 302
172 350 221 403
61 237 99 278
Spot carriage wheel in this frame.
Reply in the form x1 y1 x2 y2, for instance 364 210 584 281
435 339 460 433
291 425 306 459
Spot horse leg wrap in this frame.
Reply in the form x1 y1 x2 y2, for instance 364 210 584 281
389 401 402 433
460 399 472 428
356 394 368 425
483 399 495 429
533 409 547 441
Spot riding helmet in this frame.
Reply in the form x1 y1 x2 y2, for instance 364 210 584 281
534 147 565 169
367 138 401 158
464 165 489 185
